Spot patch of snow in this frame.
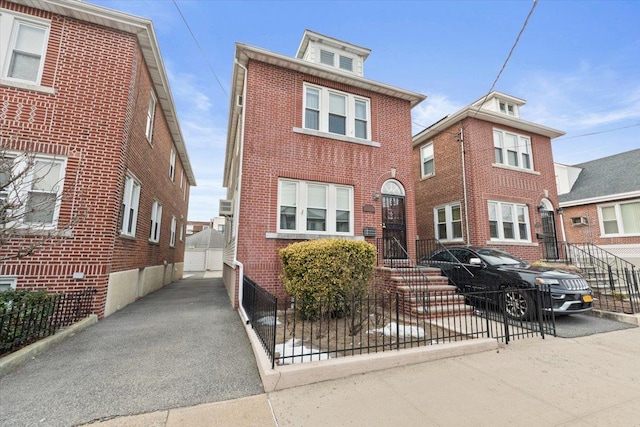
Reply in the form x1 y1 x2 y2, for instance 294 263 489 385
274 338 330 365
257 315 281 326
367 322 425 339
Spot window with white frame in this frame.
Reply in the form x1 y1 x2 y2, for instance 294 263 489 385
488 201 530 241
318 48 354 72
2 153 66 226
421 143 434 178
278 179 353 235
0 12 50 85
493 129 532 171
170 216 177 247
303 84 370 140
599 200 640 236
499 101 517 117
169 148 176 181
0 277 17 292
149 200 162 243
145 91 156 141
179 220 184 241
120 173 141 237
434 203 463 241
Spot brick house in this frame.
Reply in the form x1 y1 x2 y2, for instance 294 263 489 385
556 148 640 266
222 30 425 305
412 92 565 261
0 0 196 317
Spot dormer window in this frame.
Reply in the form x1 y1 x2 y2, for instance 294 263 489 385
318 48 354 72
499 101 517 117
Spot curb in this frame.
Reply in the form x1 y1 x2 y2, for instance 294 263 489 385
588 309 640 326
242 313 500 392
0 314 98 376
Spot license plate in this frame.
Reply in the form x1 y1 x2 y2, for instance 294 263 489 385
583 295 593 303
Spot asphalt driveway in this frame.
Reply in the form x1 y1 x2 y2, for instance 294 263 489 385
0 274 263 427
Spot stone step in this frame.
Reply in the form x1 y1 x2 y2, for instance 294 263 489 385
407 303 475 319
390 275 449 284
399 294 467 306
395 284 458 294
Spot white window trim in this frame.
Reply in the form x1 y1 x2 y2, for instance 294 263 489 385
316 46 356 73
2 151 66 229
434 203 463 242
302 83 372 142
0 11 50 87
120 173 141 237
276 178 354 237
149 199 162 243
598 200 640 237
493 128 533 172
170 215 177 247
169 148 176 181
145 91 156 142
488 201 531 242
420 142 434 179
0 276 18 292
179 220 184 241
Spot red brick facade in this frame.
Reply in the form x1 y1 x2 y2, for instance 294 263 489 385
413 102 563 262
0 1 193 317
224 38 423 303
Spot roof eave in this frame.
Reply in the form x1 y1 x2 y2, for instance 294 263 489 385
13 0 197 186
413 107 565 146
559 190 640 207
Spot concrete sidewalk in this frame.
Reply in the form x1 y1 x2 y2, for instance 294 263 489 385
88 325 640 427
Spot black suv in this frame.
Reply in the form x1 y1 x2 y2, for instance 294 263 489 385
423 247 593 320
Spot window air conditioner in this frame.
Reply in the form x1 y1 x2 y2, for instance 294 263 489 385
219 199 233 217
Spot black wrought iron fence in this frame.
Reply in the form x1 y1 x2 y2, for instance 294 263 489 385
0 288 96 356
243 275 555 367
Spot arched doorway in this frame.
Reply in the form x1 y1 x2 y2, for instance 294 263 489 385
539 198 559 259
381 180 407 259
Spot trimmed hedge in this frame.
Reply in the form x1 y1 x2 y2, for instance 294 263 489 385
279 238 376 319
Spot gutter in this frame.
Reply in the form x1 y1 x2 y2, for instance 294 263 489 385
233 59 249 324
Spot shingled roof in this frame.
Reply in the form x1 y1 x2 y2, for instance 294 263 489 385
559 148 640 205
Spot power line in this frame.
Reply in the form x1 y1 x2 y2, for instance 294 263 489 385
473 0 538 117
172 0 227 98
554 122 640 141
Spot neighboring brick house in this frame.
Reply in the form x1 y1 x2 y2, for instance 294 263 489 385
0 0 196 317
556 148 640 266
222 30 425 305
412 92 565 261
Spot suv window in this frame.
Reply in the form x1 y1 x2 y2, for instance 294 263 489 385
451 249 472 264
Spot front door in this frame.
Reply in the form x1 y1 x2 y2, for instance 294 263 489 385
382 194 407 259
541 210 559 259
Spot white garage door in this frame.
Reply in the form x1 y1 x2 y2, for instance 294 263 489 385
184 249 206 271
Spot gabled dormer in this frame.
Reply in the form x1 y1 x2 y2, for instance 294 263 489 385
471 91 526 118
296 29 371 77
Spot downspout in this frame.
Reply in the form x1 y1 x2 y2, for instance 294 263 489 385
234 59 249 324
460 127 471 245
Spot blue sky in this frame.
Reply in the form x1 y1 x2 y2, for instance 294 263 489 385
91 0 640 221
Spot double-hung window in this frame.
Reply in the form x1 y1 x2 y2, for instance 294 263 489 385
434 203 463 241
493 129 532 171
303 84 371 141
278 179 353 235
2 153 66 227
170 216 177 247
488 201 530 241
145 91 156 142
599 200 640 236
421 143 434 178
120 174 141 237
169 148 176 181
149 200 162 243
1 13 49 85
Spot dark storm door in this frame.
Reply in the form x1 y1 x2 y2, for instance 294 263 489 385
382 194 407 259
541 210 559 259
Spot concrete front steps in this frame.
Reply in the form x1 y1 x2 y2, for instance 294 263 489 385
375 265 474 320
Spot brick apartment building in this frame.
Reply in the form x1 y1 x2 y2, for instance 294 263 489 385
0 0 196 317
413 92 565 261
222 30 425 304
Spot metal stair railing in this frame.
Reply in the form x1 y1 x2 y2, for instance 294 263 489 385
560 241 639 313
415 238 474 290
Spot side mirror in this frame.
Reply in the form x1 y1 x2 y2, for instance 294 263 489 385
469 257 483 266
